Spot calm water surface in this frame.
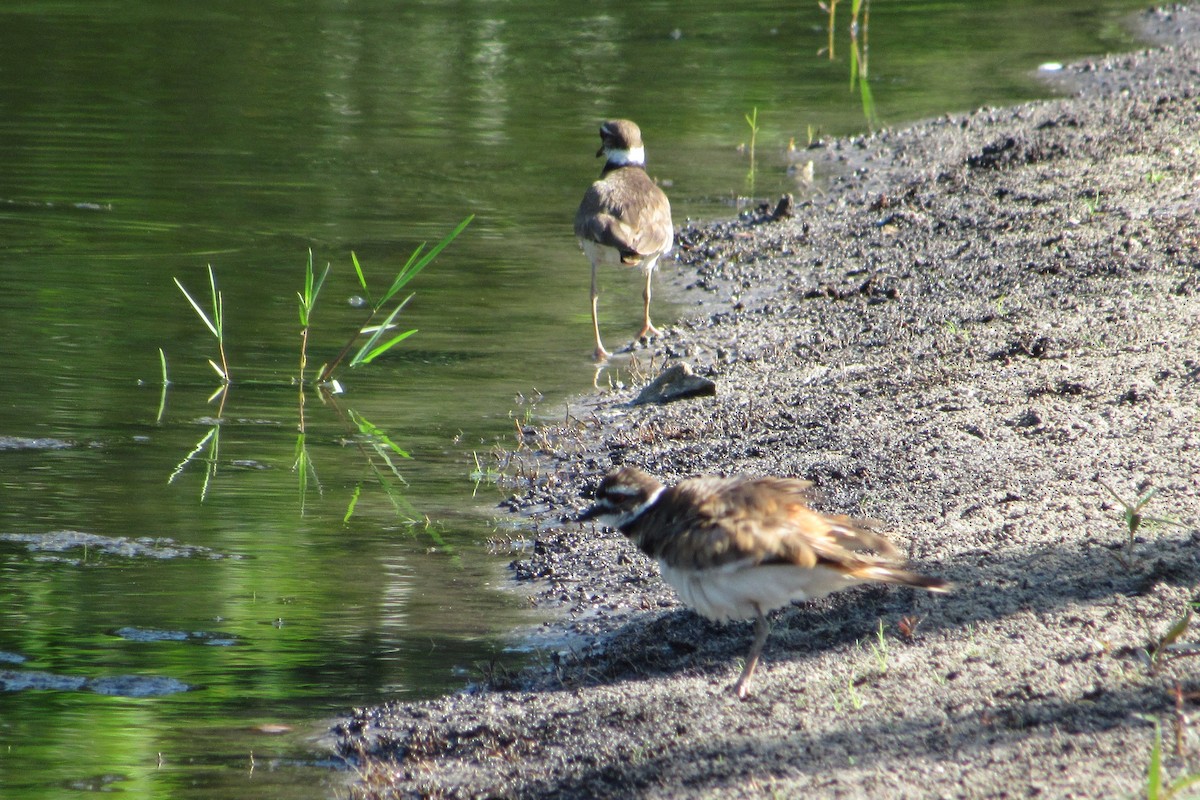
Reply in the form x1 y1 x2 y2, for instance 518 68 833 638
0 1 1146 797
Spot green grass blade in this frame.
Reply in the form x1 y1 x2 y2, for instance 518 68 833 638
1167 773 1200 798
313 262 330 305
1162 609 1193 648
380 215 473 305
207 266 223 336
299 251 331 327
358 329 417 365
174 277 220 338
350 294 414 367
305 249 315 295
850 41 859 91
1148 724 1163 800
379 243 426 306
299 249 314 325
1098 479 1128 509
1135 486 1161 512
859 75 876 128
351 251 370 295
158 348 169 385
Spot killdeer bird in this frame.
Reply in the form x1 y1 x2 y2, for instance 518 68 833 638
578 466 950 699
574 120 674 361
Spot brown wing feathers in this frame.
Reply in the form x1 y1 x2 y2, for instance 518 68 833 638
639 476 948 592
574 168 672 264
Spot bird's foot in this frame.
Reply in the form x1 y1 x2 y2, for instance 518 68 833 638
637 323 662 342
593 344 612 362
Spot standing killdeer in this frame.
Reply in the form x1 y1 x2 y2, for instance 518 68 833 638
578 466 950 699
574 120 674 361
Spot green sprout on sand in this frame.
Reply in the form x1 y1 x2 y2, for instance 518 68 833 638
1146 605 1197 675
1098 480 1189 563
1142 720 1200 799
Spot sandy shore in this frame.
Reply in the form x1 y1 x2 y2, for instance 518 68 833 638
336 6 1200 797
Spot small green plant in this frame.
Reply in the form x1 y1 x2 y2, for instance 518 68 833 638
849 0 876 130
1099 480 1189 562
943 318 970 341
1148 169 1167 185
171 217 470 389
317 215 472 383
297 249 331 385
469 450 504 495
869 619 889 675
744 107 760 176
174 265 230 383
1142 721 1200 799
831 678 865 712
1146 606 1196 675
818 0 876 130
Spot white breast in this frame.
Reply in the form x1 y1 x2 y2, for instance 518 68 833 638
658 560 862 622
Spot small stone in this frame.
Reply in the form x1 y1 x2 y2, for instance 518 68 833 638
630 363 717 406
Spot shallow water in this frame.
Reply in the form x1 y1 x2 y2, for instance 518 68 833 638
0 1 1146 797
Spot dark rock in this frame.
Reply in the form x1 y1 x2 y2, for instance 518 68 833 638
629 363 717 406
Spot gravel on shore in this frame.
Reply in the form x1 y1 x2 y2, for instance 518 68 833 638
336 6 1200 797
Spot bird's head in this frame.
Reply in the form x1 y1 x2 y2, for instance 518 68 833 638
596 119 646 167
576 466 664 530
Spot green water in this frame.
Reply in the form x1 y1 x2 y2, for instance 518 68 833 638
0 1 1146 797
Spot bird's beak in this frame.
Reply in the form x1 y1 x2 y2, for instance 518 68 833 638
575 503 602 523
595 146 605 158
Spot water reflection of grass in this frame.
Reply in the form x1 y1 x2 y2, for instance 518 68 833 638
164 217 474 547
167 386 447 549
168 388 229 502
819 0 877 131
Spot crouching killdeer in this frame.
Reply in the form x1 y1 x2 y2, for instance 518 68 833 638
574 120 674 361
578 466 950 699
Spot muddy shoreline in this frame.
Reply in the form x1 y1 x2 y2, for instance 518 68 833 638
337 6 1200 797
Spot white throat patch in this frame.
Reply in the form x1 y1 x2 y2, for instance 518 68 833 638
607 145 645 166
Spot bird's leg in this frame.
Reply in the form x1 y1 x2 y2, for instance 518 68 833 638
733 608 770 700
637 267 660 341
591 262 610 361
